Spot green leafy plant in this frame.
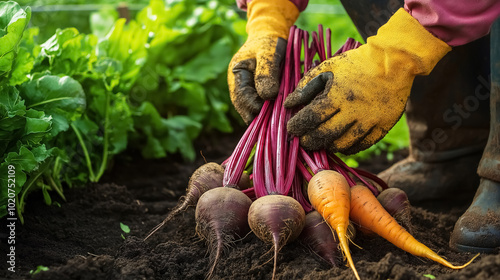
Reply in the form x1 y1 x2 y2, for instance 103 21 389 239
29 265 49 274
0 2 75 221
120 222 130 239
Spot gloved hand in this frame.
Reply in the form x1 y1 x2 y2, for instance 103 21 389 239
228 0 299 124
284 8 451 154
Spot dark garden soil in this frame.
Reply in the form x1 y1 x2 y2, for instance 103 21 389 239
1 129 500 280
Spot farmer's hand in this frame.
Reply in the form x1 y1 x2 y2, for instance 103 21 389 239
228 0 299 124
284 9 451 154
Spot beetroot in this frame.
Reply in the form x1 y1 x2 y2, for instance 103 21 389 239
195 187 252 278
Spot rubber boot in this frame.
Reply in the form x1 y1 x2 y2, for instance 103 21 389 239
450 19 500 253
449 179 500 253
341 0 491 202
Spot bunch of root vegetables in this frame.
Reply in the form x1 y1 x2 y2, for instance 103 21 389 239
145 26 478 280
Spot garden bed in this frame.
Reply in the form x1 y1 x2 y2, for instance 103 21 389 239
1 130 499 280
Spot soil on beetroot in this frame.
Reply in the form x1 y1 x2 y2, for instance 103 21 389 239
1 130 500 280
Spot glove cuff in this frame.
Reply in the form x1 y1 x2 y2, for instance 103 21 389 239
368 8 452 75
246 0 300 40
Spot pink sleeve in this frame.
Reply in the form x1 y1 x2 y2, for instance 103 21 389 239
404 0 500 46
237 0 308 12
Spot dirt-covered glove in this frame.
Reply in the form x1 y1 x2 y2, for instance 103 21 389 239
228 0 299 124
284 8 451 154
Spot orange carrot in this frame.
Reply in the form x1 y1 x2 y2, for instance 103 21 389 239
350 184 478 269
308 170 360 280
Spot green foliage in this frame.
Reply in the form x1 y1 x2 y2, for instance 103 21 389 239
120 222 130 233
30 265 49 275
0 1 31 77
120 222 130 239
0 0 245 220
18 0 148 5
0 1 62 221
20 75 86 136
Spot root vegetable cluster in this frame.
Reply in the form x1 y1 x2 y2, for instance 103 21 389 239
145 25 478 279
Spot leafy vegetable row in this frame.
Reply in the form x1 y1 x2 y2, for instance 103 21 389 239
0 0 245 220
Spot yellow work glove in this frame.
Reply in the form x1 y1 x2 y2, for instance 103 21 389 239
284 8 451 155
228 0 299 124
